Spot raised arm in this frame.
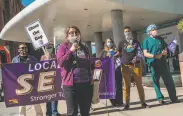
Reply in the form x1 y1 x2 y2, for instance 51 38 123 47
56 44 73 67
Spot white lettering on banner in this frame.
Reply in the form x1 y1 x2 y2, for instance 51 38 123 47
35 63 42 71
29 64 34 72
30 93 57 102
16 74 34 95
38 71 56 92
100 92 115 96
28 60 59 72
43 61 49 70
50 61 56 69
58 92 65 98
16 71 56 95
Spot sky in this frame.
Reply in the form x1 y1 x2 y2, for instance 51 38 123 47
21 0 35 7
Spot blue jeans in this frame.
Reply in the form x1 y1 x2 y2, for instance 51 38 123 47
46 101 58 115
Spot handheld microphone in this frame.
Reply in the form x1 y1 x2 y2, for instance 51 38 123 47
73 40 80 50
72 40 79 67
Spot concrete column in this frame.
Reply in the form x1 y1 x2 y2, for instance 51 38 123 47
85 41 92 56
111 10 124 45
94 32 103 57
132 31 138 40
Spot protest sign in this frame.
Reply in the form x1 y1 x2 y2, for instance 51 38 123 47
25 20 49 50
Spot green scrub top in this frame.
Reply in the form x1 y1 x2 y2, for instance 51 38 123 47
142 36 167 66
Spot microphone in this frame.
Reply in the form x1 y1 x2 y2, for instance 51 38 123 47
73 39 78 44
73 40 80 50
73 40 79 67
73 39 78 45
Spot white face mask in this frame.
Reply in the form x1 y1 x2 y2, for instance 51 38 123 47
106 42 113 48
124 32 133 39
151 30 158 37
124 32 133 42
68 36 80 44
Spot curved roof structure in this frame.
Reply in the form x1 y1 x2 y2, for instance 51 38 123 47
0 0 182 43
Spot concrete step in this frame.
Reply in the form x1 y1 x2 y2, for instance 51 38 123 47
142 73 182 87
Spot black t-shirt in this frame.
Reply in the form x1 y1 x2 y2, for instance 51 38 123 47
20 56 28 63
118 39 140 65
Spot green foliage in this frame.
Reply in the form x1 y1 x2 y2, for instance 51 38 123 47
177 19 183 32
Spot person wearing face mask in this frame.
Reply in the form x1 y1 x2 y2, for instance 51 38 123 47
118 26 149 110
12 43 43 116
99 38 123 106
40 44 61 116
142 24 179 104
57 26 94 116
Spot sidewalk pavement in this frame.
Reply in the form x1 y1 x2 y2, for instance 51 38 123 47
0 87 183 116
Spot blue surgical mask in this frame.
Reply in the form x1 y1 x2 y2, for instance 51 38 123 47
106 42 113 47
47 48 53 53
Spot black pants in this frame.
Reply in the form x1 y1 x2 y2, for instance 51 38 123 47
150 59 177 101
110 66 123 105
63 82 93 116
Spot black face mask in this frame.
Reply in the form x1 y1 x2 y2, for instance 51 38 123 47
19 55 28 63
20 55 28 59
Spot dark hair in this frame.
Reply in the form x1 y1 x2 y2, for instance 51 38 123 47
104 37 116 51
124 26 131 31
65 25 81 38
18 43 27 48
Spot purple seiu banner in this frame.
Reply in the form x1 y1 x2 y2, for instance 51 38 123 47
168 37 177 54
2 60 63 107
92 57 115 99
2 58 115 107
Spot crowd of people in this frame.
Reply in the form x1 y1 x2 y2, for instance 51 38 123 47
11 24 180 116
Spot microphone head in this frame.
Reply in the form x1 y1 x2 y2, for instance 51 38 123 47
74 40 78 44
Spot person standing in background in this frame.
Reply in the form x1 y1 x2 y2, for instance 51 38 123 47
142 24 179 104
12 43 43 116
99 37 123 106
118 26 149 110
40 44 61 116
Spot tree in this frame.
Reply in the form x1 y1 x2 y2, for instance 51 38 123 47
177 19 183 32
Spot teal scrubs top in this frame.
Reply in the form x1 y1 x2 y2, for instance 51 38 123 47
142 36 167 66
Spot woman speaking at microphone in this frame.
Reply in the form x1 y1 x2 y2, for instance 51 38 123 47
57 26 93 116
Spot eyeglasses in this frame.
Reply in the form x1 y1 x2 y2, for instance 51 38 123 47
68 31 79 36
18 47 27 50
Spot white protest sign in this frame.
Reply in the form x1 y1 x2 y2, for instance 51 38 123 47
25 20 49 50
